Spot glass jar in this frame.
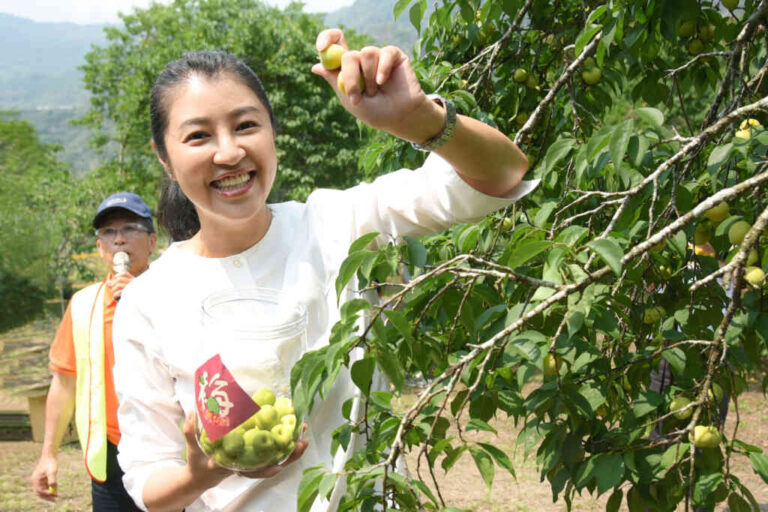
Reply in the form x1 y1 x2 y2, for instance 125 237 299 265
194 287 307 471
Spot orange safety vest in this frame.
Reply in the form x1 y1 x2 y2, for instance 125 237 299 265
69 281 108 482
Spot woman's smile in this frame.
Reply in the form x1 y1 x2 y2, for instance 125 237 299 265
210 170 257 197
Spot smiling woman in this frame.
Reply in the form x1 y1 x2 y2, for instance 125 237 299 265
111 28 534 512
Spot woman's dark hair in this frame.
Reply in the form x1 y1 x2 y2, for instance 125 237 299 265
152 50 278 241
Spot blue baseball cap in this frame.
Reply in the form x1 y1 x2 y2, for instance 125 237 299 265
93 192 154 230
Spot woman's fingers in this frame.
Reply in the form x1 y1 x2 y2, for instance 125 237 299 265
280 439 308 466
359 46 380 96
376 46 407 86
340 50 364 104
316 28 347 52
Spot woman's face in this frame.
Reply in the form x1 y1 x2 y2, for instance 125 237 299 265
159 73 277 229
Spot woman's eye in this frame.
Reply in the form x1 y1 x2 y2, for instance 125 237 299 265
237 121 258 131
184 131 208 142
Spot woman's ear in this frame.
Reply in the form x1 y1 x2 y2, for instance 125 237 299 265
151 140 174 179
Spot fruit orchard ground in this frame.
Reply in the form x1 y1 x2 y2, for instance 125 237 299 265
1 385 766 511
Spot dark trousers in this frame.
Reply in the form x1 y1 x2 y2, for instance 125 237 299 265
91 441 143 512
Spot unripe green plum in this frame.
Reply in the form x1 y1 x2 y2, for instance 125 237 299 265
687 38 704 55
542 353 560 376
221 430 245 458
252 387 276 407
722 0 738 10
319 43 345 70
271 423 294 447
699 25 715 43
705 202 729 222
707 382 724 403
728 220 751 245
254 404 280 431
514 111 529 128
582 67 602 85
274 396 294 418
643 306 664 325
513 68 528 83
670 396 692 420
679 21 696 38
690 425 721 448
338 72 365 95
747 249 759 266
745 266 766 285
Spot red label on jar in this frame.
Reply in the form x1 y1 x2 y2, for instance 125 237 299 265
194 354 260 442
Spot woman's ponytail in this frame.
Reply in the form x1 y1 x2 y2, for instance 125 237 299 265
157 178 199 242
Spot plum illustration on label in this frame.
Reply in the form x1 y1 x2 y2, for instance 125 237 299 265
195 354 260 442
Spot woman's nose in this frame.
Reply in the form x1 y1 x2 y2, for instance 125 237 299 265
213 134 246 166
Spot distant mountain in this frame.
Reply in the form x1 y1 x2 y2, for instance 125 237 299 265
0 13 107 108
0 3 420 174
324 0 420 55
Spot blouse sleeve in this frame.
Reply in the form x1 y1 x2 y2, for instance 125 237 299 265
112 290 187 512
307 152 539 247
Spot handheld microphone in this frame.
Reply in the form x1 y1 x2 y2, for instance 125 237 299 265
113 251 130 275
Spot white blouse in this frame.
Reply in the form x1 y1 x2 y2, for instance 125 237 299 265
113 153 539 511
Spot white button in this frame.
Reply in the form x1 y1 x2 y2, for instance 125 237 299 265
233 259 242 268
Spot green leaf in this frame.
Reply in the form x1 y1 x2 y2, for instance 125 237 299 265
632 390 662 418
297 466 325 512
408 0 426 33
375 347 405 391
693 473 722 504
727 493 753 512
348 232 380 254
317 472 338 500
662 348 686 376
403 235 427 268
370 391 393 410
466 418 498 434
609 120 633 170
593 453 625 495
507 240 552 270
393 0 411 20
707 143 733 171
442 445 467 472
575 23 602 55
587 238 624 276
383 309 415 343
350 357 375 396
635 107 664 129
335 250 372 301
749 452 768 484
606 488 623 512
457 224 481 252
469 445 495 491
477 442 517 479
542 138 576 176
533 202 558 228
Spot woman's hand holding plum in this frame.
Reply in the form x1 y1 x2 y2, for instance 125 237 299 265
312 29 444 147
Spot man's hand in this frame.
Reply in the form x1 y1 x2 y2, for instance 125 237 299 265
106 271 134 299
30 456 58 502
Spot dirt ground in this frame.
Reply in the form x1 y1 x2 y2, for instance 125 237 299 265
1 388 766 511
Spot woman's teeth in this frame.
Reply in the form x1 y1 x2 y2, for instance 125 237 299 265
214 173 250 190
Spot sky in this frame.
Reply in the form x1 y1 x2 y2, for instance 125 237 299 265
0 0 354 24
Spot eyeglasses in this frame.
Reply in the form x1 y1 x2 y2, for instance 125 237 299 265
95 223 151 241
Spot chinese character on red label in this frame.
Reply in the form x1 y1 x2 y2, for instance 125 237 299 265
194 354 260 442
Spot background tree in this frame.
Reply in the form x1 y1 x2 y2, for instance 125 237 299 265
0 113 80 329
292 1 768 511
79 0 371 203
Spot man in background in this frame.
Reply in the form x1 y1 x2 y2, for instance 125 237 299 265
30 192 156 511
